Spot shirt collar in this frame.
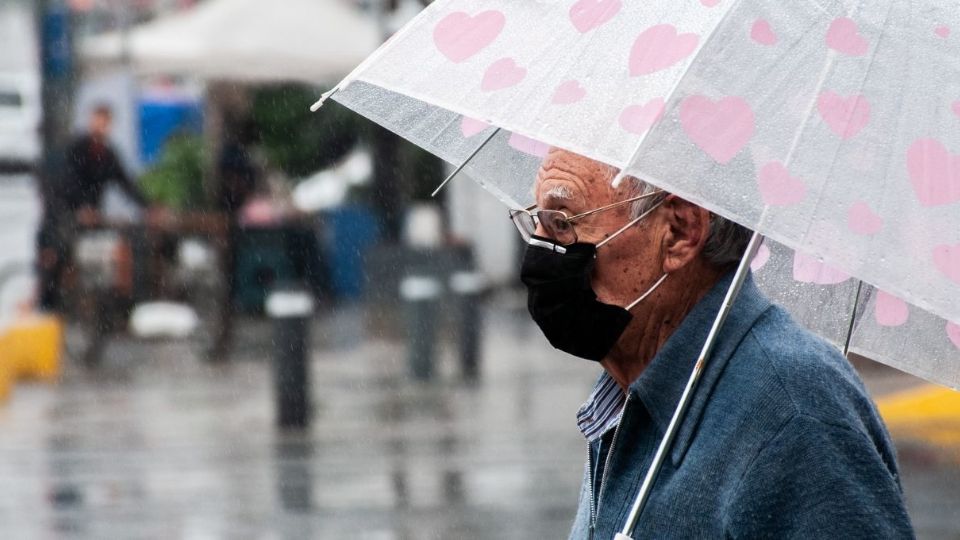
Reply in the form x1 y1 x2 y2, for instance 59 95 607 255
576 371 627 443
628 271 772 466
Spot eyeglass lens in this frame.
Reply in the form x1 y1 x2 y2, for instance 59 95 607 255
510 209 579 245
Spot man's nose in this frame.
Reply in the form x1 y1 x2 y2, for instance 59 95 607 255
534 221 550 239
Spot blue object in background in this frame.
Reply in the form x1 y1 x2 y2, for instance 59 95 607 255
138 99 203 166
324 206 379 301
41 4 72 79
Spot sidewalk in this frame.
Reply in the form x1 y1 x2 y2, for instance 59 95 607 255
0 300 956 539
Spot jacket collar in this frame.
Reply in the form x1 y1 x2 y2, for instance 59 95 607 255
628 271 772 466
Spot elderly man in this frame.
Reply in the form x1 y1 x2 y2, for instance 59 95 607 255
513 149 913 538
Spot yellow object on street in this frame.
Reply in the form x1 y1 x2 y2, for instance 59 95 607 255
877 384 960 452
0 314 63 382
0 348 12 402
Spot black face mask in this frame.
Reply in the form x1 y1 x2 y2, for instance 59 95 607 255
520 236 633 361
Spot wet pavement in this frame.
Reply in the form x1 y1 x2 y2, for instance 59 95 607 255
0 300 958 539
1 302 596 539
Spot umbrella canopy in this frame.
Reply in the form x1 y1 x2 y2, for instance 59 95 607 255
82 0 381 83
324 0 960 389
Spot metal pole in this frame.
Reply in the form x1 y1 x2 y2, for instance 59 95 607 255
450 271 486 381
616 231 765 540
400 275 441 381
267 287 315 429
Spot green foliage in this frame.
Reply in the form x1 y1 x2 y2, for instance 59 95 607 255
140 134 206 210
248 83 445 214
251 84 363 178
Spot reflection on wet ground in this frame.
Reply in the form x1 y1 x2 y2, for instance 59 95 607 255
0 302 958 539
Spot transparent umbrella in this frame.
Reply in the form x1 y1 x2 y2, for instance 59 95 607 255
312 0 960 536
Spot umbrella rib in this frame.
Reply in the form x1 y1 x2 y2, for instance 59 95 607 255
430 128 501 197
842 280 865 357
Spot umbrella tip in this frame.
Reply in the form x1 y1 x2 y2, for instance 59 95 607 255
309 88 339 112
611 170 627 189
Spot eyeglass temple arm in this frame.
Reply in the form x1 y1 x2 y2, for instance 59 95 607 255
595 200 664 249
567 190 664 222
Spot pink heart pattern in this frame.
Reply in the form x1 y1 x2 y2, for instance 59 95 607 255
679 95 755 164
629 24 699 76
618 98 665 135
817 92 871 140
508 133 550 158
793 251 851 285
750 19 777 46
826 17 868 56
481 58 526 92
750 243 771 272
551 80 587 105
906 138 960 207
569 0 622 34
847 201 883 235
757 162 806 206
874 290 909 327
434 7 949 325
948 322 960 349
932 243 960 284
952 100 960 118
433 11 506 63
460 116 490 138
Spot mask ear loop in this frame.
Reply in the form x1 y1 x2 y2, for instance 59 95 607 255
595 199 664 249
625 273 668 311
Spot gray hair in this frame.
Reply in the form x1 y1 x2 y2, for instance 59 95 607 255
625 177 752 269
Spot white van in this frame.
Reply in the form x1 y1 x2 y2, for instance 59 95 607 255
0 72 41 170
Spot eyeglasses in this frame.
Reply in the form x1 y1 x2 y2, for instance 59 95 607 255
509 190 665 246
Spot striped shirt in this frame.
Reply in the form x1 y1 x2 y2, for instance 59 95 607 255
576 371 627 442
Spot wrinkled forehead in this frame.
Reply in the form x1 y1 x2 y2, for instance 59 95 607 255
533 148 619 201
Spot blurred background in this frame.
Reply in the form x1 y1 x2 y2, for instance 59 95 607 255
0 0 957 538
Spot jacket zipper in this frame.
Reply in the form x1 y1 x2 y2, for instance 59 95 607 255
588 394 631 537
585 443 597 539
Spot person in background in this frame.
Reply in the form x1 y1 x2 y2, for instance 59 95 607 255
215 117 259 217
36 104 152 312
209 116 261 360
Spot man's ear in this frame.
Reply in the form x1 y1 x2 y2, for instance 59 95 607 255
661 195 712 274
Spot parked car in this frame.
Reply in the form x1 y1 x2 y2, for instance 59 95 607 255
0 72 41 171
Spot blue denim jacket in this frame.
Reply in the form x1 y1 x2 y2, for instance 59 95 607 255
569 273 914 539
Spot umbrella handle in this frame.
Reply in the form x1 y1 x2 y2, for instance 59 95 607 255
616 230 765 539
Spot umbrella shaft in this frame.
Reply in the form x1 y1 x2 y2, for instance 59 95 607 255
618 230 765 538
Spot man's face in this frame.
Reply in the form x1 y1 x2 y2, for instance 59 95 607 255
90 111 112 140
533 149 666 307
